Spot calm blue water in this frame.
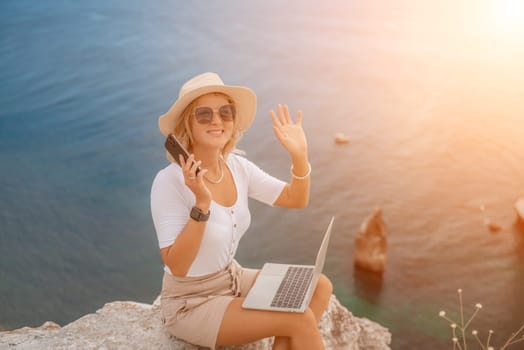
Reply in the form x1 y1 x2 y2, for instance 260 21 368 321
2 1 524 348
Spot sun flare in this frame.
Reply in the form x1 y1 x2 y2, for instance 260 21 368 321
491 0 524 35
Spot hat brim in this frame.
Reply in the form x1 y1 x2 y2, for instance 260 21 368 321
158 84 257 137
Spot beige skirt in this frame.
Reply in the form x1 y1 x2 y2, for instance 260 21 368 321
160 260 259 349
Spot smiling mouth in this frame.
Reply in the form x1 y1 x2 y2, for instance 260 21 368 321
207 130 224 135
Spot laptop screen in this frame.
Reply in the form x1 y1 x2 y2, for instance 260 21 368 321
314 216 335 274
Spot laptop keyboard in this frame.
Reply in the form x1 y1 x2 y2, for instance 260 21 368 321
270 266 314 309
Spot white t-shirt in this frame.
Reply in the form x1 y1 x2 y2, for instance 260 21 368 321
150 154 286 276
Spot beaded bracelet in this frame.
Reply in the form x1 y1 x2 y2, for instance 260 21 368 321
290 162 312 180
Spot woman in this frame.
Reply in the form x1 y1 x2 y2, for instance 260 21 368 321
151 72 332 350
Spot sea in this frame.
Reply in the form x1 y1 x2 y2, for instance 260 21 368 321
1 1 524 349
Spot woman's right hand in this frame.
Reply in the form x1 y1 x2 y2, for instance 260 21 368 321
180 154 212 211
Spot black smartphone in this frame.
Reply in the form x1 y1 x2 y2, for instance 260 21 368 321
165 134 201 175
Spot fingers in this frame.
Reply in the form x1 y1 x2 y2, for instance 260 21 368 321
269 109 281 128
278 104 291 124
296 110 302 125
272 125 285 142
189 158 201 176
276 104 291 124
197 168 208 180
179 154 186 168
180 154 201 181
269 104 301 126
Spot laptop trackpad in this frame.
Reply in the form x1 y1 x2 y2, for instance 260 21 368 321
243 274 282 309
261 263 289 275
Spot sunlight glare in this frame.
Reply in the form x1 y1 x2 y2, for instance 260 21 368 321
492 0 524 34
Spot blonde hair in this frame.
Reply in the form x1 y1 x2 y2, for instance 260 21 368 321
169 93 243 161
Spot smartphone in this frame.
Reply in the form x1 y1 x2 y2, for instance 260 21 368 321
164 134 201 175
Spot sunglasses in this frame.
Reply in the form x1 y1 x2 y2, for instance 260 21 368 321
193 104 236 124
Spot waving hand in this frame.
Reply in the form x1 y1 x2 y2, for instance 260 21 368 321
269 104 307 158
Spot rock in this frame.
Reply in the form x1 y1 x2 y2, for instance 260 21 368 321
487 221 502 233
334 133 350 144
479 204 502 233
0 295 391 350
515 197 524 223
318 296 391 350
354 208 388 273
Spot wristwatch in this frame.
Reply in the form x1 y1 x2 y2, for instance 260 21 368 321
190 206 210 222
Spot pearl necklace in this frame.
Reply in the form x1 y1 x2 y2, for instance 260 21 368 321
204 158 224 184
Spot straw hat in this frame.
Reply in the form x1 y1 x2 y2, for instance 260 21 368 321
158 72 257 136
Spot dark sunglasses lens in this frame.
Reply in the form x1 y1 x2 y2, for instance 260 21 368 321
194 107 213 124
219 104 235 121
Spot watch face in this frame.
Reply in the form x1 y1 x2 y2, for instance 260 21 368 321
191 206 209 222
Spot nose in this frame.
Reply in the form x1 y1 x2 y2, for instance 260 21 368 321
209 110 223 124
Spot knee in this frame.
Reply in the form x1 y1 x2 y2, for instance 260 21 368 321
316 274 333 298
287 308 318 334
299 308 319 332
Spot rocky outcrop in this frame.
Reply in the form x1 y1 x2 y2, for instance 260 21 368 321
334 133 350 144
479 204 502 233
516 197 524 224
0 295 391 350
354 208 388 273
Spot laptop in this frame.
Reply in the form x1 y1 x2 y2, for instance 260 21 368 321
242 216 335 313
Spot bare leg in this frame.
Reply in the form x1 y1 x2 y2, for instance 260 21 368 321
309 274 333 322
239 270 290 350
271 275 332 350
272 336 290 350
216 298 324 350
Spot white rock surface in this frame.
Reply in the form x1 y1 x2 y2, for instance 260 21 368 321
0 295 391 350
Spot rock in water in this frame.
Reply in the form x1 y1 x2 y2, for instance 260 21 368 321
334 132 350 144
487 222 502 233
516 197 524 223
479 204 502 233
354 207 387 273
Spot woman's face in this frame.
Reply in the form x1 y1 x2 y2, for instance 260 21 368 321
190 93 235 152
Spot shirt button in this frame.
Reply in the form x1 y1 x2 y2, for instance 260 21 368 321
233 224 237 228
230 210 234 214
